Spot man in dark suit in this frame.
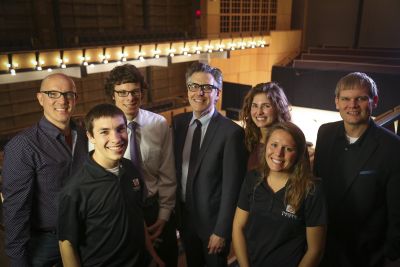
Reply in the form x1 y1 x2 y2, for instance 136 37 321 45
173 62 247 267
314 72 400 267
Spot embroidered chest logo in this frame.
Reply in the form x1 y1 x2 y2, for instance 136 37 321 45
281 204 298 220
131 178 141 191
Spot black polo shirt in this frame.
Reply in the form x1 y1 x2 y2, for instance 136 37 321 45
237 170 327 267
328 123 370 213
58 152 146 267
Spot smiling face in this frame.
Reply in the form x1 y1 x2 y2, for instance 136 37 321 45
250 93 277 129
113 82 142 121
37 74 77 130
265 129 298 174
88 115 128 169
187 72 220 118
335 86 377 130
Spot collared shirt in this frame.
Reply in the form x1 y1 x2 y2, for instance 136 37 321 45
237 170 326 266
2 116 87 266
58 153 146 266
127 109 176 221
181 107 214 201
88 109 176 221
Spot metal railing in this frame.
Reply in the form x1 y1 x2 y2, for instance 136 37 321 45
374 105 400 135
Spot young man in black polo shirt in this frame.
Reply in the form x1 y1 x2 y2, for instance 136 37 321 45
58 104 164 267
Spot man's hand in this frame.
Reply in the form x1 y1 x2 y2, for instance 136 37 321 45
147 219 166 241
207 234 225 254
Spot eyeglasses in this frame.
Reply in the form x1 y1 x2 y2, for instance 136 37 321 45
40 91 77 100
113 89 141 97
187 83 219 93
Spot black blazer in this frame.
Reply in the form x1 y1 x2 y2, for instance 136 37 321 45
314 120 400 267
172 110 248 240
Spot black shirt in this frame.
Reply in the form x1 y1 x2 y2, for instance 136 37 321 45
58 152 146 267
237 170 327 267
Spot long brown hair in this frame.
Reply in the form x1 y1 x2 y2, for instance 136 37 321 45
259 122 315 212
240 82 291 152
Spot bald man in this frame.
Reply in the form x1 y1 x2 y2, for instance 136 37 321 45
2 73 88 266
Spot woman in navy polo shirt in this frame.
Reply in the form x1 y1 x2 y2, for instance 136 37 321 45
232 122 327 267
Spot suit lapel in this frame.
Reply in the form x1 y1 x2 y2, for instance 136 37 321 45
323 124 344 204
340 123 379 196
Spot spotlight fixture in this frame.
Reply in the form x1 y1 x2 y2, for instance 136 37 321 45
33 52 44 71
120 46 128 62
99 48 110 64
168 43 176 57
153 44 160 58
182 42 191 56
80 49 90 66
194 40 202 54
137 45 145 62
58 51 67 68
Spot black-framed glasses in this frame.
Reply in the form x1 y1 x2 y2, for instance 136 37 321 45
187 83 219 93
40 91 77 100
113 89 141 97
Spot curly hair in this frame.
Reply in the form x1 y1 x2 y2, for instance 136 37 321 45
240 82 291 152
104 64 148 100
258 122 316 213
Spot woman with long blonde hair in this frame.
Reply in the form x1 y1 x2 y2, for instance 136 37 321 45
232 122 326 267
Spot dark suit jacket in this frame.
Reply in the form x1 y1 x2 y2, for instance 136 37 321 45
172 110 248 240
314 120 400 267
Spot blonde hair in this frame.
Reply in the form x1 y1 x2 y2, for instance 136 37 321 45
258 122 315 212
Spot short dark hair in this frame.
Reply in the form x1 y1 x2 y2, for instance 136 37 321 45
105 64 148 100
185 62 223 89
85 103 127 136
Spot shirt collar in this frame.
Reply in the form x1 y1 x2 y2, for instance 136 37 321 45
338 119 373 147
39 116 77 138
128 108 142 127
190 107 214 126
86 150 125 178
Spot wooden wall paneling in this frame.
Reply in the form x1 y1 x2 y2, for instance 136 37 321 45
171 107 186 118
158 110 172 126
0 86 11 106
10 81 40 103
12 100 41 118
13 110 42 130
0 117 14 133
0 104 12 120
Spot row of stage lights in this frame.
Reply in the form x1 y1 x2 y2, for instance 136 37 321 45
6 40 267 76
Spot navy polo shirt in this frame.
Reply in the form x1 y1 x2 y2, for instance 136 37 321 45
237 170 327 267
58 152 146 267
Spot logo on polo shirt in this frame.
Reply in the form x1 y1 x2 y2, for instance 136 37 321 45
132 178 141 191
281 204 298 220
